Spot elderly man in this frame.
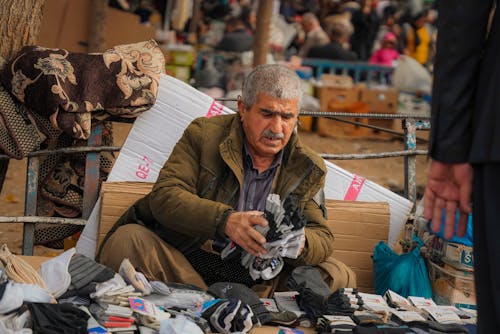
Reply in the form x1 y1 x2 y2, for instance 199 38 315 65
297 13 330 57
97 64 353 292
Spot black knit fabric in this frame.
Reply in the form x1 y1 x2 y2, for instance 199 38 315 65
27 302 90 334
186 248 257 287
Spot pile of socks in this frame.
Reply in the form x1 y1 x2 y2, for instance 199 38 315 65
327 288 364 315
287 266 362 318
208 282 271 325
221 194 307 280
201 298 254 334
287 266 334 318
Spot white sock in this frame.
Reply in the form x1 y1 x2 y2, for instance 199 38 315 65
40 248 76 297
0 282 23 314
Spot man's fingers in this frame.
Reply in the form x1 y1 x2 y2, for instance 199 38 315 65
444 200 457 240
423 187 435 221
249 214 268 228
248 227 266 245
431 197 444 233
240 234 267 256
457 212 468 237
458 178 473 214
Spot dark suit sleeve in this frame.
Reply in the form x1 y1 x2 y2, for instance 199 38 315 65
429 0 494 163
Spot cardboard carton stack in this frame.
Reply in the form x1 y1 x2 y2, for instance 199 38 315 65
315 75 368 138
326 200 390 292
360 85 399 134
427 236 476 309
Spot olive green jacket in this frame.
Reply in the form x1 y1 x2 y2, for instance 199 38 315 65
99 114 334 265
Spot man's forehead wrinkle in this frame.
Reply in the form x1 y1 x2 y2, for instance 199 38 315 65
259 108 295 116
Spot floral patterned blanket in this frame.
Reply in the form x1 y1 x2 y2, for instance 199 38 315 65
1 39 164 140
0 40 165 247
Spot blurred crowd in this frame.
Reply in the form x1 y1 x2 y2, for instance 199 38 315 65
109 0 437 71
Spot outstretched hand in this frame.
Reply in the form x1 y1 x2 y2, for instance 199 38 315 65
224 211 269 257
423 161 473 239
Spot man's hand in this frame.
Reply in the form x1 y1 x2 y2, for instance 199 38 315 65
423 161 473 239
225 211 269 257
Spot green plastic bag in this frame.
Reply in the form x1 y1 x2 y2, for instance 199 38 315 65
373 237 432 298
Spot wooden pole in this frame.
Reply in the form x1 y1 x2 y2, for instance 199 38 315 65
188 0 202 44
252 0 273 67
0 0 46 192
88 0 108 52
0 0 45 60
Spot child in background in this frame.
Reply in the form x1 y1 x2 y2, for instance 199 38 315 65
369 32 399 67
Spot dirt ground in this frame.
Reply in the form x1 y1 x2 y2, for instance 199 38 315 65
0 121 430 255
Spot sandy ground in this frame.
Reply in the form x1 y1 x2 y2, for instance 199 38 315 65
0 121 430 255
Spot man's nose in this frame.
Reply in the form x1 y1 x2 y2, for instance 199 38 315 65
269 115 283 131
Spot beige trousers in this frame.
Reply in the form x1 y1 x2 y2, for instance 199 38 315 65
98 224 356 296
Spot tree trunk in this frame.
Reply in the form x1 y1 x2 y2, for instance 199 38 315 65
0 0 46 60
0 0 46 192
253 0 273 67
88 0 108 53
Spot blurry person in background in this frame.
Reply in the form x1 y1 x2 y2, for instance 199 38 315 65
215 16 254 52
347 0 380 61
297 12 330 57
307 21 357 61
402 9 433 67
372 5 404 53
424 1 500 332
369 31 399 67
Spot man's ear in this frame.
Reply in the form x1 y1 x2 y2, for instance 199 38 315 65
237 99 246 120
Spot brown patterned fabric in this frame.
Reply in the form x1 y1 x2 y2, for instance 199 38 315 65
0 40 164 247
0 84 45 158
1 39 164 140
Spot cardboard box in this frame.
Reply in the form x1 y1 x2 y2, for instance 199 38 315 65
326 200 390 292
428 236 474 272
323 162 412 249
298 116 314 131
317 86 361 112
38 0 155 52
97 182 154 250
444 242 474 272
316 115 370 138
428 260 476 309
361 87 399 114
77 74 412 259
321 74 354 89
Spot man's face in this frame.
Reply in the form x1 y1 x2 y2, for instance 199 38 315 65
238 93 299 160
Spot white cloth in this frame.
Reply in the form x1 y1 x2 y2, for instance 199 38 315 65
40 247 75 297
0 282 53 314
159 315 204 334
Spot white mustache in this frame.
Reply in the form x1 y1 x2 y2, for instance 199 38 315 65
262 129 284 139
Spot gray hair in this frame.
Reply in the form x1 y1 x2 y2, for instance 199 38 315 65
241 64 303 109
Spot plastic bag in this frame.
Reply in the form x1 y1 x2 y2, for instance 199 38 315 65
373 237 433 298
430 209 473 246
392 55 432 94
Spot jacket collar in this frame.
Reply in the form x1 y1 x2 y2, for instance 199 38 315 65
219 114 325 194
